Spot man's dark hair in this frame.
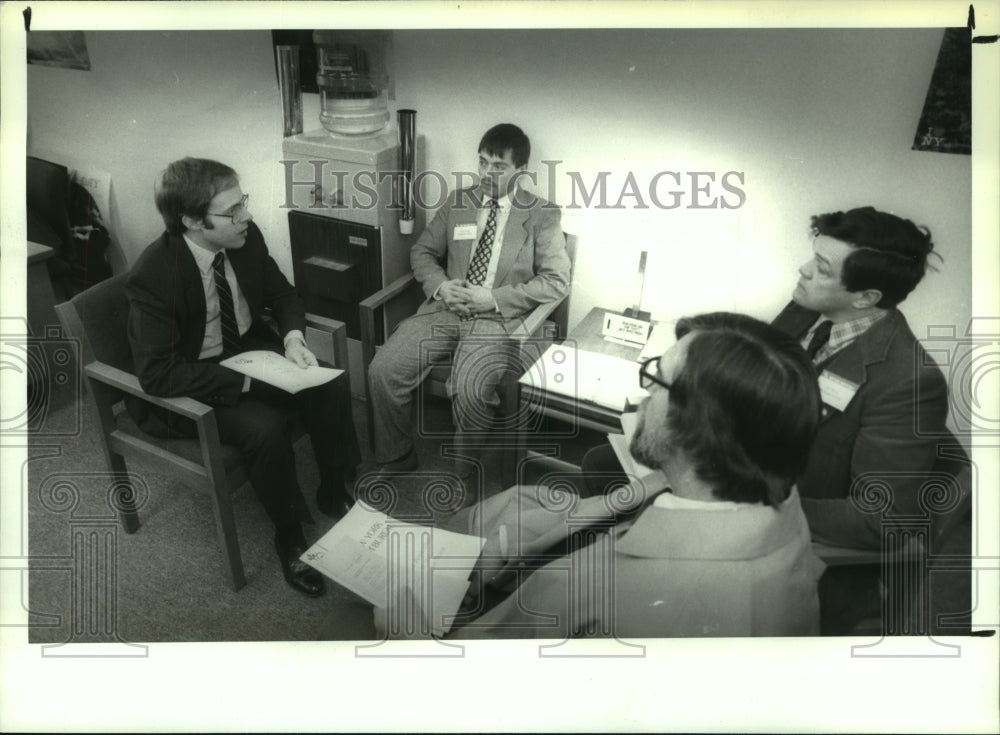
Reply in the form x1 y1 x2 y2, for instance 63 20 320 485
811 206 936 308
667 312 821 507
478 124 530 168
154 158 238 235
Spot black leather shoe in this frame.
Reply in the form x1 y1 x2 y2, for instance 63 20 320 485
274 535 326 597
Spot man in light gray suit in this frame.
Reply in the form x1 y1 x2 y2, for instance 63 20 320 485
368 124 570 477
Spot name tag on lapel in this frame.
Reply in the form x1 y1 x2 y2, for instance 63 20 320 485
818 371 859 413
453 224 477 241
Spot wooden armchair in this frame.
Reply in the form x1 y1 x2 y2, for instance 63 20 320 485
358 236 576 451
54 274 349 591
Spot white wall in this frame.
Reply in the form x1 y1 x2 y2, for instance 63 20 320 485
27 31 297 278
28 27 970 364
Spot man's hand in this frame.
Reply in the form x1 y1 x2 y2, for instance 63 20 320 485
437 278 472 317
454 284 497 314
285 337 318 368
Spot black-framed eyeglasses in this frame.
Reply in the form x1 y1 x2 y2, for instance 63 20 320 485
639 357 672 391
207 193 250 223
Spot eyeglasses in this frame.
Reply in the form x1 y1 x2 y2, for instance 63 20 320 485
207 193 250 223
638 357 672 391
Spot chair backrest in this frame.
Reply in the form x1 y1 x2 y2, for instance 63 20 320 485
549 233 577 339
927 441 973 556
54 273 134 373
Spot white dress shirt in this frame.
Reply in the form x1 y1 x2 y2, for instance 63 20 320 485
183 235 253 360
472 190 513 290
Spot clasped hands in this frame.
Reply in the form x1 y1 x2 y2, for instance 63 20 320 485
437 279 496 318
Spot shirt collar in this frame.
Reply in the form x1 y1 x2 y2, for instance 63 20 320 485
183 233 222 274
821 310 890 354
653 490 750 512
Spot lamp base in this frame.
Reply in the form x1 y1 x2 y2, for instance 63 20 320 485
623 307 651 322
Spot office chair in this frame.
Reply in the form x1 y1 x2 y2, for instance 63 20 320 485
358 235 576 453
55 274 349 590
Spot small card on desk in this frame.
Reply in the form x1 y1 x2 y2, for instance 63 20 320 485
602 311 653 346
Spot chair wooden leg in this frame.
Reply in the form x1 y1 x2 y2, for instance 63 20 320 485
109 454 141 534
207 482 246 591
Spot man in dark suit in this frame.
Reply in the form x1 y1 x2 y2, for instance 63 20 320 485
368 124 570 477
126 158 360 597
580 207 950 632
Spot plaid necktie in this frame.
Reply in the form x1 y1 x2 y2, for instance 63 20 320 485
465 198 499 286
212 251 242 358
806 319 833 361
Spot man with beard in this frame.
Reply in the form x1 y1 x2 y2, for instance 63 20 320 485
446 313 825 638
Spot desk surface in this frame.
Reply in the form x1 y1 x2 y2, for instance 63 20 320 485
564 307 647 361
520 306 657 434
27 240 56 265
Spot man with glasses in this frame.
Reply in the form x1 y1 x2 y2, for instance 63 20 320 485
581 207 950 633
367 123 570 487
126 158 360 597
437 313 825 638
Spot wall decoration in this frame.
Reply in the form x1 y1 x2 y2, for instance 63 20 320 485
27 31 91 70
912 27 971 155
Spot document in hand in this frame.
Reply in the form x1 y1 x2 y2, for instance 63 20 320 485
301 501 485 636
519 344 648 411
219 350 343 394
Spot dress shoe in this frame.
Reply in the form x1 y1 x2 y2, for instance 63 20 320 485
376 449 418 473
274 535 326 597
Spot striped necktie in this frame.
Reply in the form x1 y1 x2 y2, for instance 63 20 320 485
212 251 242 358
465 198 499 286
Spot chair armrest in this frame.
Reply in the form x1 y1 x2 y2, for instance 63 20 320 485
84 361 213 419
304 312 348 369
359 272 418 312
509 296 566 345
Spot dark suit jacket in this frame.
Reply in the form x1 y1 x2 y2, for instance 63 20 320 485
772 302 949 549
126 222 305 416
409 187 570 318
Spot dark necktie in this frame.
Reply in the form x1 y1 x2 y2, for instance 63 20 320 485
212 251 242 358
465 198 499 286
806 319 834 361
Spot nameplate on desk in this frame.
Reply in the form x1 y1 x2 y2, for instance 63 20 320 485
602 311 652 346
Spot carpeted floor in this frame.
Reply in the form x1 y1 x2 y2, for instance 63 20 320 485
23 387 973 645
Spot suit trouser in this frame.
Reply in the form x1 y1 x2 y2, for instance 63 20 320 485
213 372 361 527
367 309 521 464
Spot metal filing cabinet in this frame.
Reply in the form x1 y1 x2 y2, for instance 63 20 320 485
282 129 425 398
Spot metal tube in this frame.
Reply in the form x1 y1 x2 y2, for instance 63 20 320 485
397 109 416 234
276 45 303 137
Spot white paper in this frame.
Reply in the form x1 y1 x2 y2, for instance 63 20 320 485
519 344 648 411
219 350 342 394
302 501 485 635
638 320 678 361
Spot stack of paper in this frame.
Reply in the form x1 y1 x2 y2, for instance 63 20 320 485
220 350 343 394
519 344 648 411
301 502 485 636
